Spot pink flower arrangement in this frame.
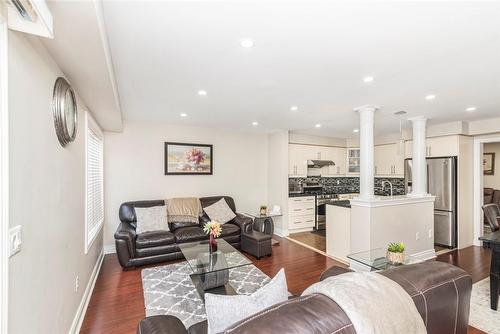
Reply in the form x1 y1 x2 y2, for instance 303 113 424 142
203 221 222 238
185 148 206 164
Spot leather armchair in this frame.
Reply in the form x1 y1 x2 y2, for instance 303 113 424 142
483 203 500 232
136 261 472 334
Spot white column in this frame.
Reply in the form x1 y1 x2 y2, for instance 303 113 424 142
409 116 429 197
354 105 379 200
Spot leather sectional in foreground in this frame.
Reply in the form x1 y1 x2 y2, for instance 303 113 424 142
137 261 472 334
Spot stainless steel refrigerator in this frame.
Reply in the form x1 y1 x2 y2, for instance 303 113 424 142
404 157 457 248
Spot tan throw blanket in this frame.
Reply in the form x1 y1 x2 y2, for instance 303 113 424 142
302 272 426 334
166 197 202 223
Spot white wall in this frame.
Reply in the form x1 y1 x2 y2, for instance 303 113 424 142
267 131 289 236
484 142 500 189
8 32 102 333
103 121 269 246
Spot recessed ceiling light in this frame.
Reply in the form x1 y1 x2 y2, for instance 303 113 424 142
290 105 298 111
425 94 436 100
252 121 259 126
198 90 207 96
465 106 477 112
180 113 187 117
363 76 374 83
240 39 254 48
353 129 359 133
315 124 321 128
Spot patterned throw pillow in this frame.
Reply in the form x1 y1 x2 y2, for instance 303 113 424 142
202 198 236 224
205 269 288 334
135 206 169 234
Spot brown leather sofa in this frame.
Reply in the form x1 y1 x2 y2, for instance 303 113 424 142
114 196 253 269
136 261 472 334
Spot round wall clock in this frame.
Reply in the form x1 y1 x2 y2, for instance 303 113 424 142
52 77 78 147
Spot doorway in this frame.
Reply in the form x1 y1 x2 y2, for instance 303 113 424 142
473 136 500 245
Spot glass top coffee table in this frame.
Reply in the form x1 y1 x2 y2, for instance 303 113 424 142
178 238 251 301
347 248 417 271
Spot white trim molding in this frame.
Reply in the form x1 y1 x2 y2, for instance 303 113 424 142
103 244 116 255
473 135 500 246
0 17 9 334
69 249 104 334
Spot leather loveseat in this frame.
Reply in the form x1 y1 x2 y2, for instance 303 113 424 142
136 261 472 334
114 196 253 269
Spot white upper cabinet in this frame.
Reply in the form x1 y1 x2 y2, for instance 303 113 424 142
289 144 346 176
347 148 360 174
288 144 308 177
405 136 459 159
374 143 404 176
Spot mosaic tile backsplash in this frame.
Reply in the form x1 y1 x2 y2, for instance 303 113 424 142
289 176 406 196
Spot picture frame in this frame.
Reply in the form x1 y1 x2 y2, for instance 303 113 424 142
483 152 495 175
164 142 213 175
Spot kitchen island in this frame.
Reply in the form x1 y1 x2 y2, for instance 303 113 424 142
326 195 436 268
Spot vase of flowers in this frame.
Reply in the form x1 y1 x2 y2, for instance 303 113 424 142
386 241 406 264
185 148 206 171
204 221 222 253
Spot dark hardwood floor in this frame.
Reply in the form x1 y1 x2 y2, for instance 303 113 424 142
288 231 327 252
81 237 491 334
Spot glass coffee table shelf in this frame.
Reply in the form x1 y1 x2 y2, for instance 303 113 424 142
347 248 417 271
178 238 251 301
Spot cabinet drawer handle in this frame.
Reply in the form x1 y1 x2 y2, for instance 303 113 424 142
293 208 302 211
306 220 314 223
306 208 314 210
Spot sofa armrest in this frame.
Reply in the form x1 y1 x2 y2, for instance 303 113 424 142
320 266 353 281
232 213 253 233
114 223 137 267
137 315 188 334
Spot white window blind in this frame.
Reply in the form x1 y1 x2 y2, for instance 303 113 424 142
86 115 104 252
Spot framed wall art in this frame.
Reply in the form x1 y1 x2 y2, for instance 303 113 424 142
483 152 495 175
164 142 213 175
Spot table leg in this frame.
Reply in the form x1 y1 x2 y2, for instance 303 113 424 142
491 247 499 311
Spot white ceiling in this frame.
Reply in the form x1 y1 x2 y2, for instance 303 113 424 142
100 1 500 137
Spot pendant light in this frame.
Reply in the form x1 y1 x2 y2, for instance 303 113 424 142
394 111 407 156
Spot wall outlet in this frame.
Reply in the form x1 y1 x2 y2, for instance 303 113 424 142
415 232 420 240
428 229 432 238
9 225 22 257
75 276 79 293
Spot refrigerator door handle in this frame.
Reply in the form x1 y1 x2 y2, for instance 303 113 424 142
434 211 450 216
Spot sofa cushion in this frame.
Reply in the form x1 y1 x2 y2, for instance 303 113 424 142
205 268 288 334
174 226 207 243
169 221 200 232
135 205 169 234
136 230 175 249
203 198 236 224
220 223 240 237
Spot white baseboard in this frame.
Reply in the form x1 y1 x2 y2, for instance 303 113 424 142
104 244 116 254
69 249 104 334
411 248 436 262
274 227 289 237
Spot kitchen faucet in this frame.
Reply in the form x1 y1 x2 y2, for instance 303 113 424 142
381 180 393 197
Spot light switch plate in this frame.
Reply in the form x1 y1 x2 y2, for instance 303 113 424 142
9 225 22 257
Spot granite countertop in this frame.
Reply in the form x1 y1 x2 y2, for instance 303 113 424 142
326 200 351 208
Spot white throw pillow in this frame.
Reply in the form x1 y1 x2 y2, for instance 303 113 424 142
203 198 236 224
135 206 169 234
205 268 288 334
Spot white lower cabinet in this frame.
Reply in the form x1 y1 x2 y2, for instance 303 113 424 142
288 196 315 232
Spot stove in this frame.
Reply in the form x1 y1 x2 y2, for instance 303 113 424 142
301 181 339 231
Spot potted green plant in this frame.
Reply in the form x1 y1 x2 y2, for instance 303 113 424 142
386 241 406 264
260 205 268 216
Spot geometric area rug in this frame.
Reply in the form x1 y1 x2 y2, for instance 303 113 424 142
142 261 271 329
469 278 500 334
